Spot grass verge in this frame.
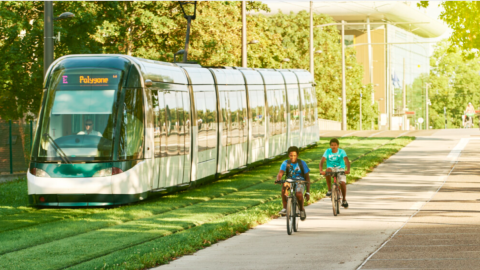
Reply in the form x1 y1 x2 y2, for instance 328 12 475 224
0 137 413 270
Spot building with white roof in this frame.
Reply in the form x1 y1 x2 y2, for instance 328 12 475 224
261 1 447 130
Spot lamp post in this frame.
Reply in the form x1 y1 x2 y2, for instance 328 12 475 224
360 92 363 130
242 1 247 67
425 83 431 130
43 2 75 76
341 20 347 130
178 1 197 63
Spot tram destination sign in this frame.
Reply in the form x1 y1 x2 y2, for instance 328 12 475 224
61 73 120 86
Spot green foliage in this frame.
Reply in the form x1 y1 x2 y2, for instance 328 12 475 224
1 1 374 129
417 1 480 59
424 40 480 129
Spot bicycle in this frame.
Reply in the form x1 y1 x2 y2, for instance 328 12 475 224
275 179 307 235
466 113 475 128
326 167 345 216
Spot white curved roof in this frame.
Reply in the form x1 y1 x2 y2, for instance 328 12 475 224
260 1 447 38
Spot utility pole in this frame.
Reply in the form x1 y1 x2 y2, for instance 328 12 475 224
426 83 430 130
367 17 374 130
309 1 314 75
444 106 447 129
341 20 347 130
242 1 247 67
44 1 54 77
360 92 363 130
402 58 406 131
388 44 393 130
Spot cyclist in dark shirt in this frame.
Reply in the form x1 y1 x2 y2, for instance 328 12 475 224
275 146 311 221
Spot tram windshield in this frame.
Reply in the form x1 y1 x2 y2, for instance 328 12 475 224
36 68 122 162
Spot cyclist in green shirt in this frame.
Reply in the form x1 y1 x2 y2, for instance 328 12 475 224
319 138 350 208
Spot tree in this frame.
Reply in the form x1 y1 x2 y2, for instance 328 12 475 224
418 1 480 58
425 40 480 128
1 1 375 130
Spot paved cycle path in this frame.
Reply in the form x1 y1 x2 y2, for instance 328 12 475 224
360 136 480 269
156 129 477 270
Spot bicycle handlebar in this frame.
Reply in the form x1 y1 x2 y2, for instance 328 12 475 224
275 179 308 184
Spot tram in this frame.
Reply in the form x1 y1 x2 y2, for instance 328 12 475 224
28 55 318 206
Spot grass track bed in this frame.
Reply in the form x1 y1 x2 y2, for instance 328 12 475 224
0 137 414 270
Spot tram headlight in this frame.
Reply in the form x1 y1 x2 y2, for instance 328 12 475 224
93 168 112 177
30 168 51 178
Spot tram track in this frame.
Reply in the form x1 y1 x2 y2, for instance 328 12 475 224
0 137 406 269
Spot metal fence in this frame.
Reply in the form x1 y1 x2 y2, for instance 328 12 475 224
0 119 36 174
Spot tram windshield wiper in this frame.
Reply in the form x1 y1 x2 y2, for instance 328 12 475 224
43 133 72 164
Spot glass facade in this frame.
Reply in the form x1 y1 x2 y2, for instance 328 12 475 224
387 24 430 130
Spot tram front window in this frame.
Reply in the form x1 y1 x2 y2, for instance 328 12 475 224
37 68 122 162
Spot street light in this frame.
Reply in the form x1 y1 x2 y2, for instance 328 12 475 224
173 49 185 63
55 12 75 21
178 1 197 63
43 3 75 76
360 92 363 130
425 83 432 130
248 40 259 45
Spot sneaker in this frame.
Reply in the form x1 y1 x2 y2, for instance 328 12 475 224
342 200 349 208
326 190 332 197
279 208 287 216
300 210 306 221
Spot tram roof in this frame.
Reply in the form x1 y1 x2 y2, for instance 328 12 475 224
47 54 313 87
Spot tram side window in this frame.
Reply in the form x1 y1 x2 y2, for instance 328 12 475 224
229 91 239 145
311 87 317 124
253 90 265 139
118 88 144 160
182 92 191 156
302 87 309 127
219 91 228 147
205 91 217 150
241 92 248 143
153 90 166 157
249 91 258 138
277 90 286 135
195 92 207 151
165 92 179 156
289 89 299 131
267 90 275 136
308 87 315 127
177 92 186 156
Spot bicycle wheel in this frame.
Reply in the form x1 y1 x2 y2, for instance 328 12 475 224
293 199 299 232
336 188 341 215
331 185 338 216
286 197 293 235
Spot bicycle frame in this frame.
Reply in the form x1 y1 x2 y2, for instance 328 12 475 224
326 167 344 216
277 179 307 235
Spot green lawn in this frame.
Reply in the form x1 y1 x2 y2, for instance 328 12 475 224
0 136 414 270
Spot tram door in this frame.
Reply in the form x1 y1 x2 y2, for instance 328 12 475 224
153 86 191 189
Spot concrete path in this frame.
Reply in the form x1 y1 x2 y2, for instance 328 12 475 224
361 135 480 269
156 129 479 270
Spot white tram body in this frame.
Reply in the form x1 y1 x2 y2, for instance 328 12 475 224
28 55 318 206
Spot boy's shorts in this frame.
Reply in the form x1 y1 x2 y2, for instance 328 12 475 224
327 167 346 183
